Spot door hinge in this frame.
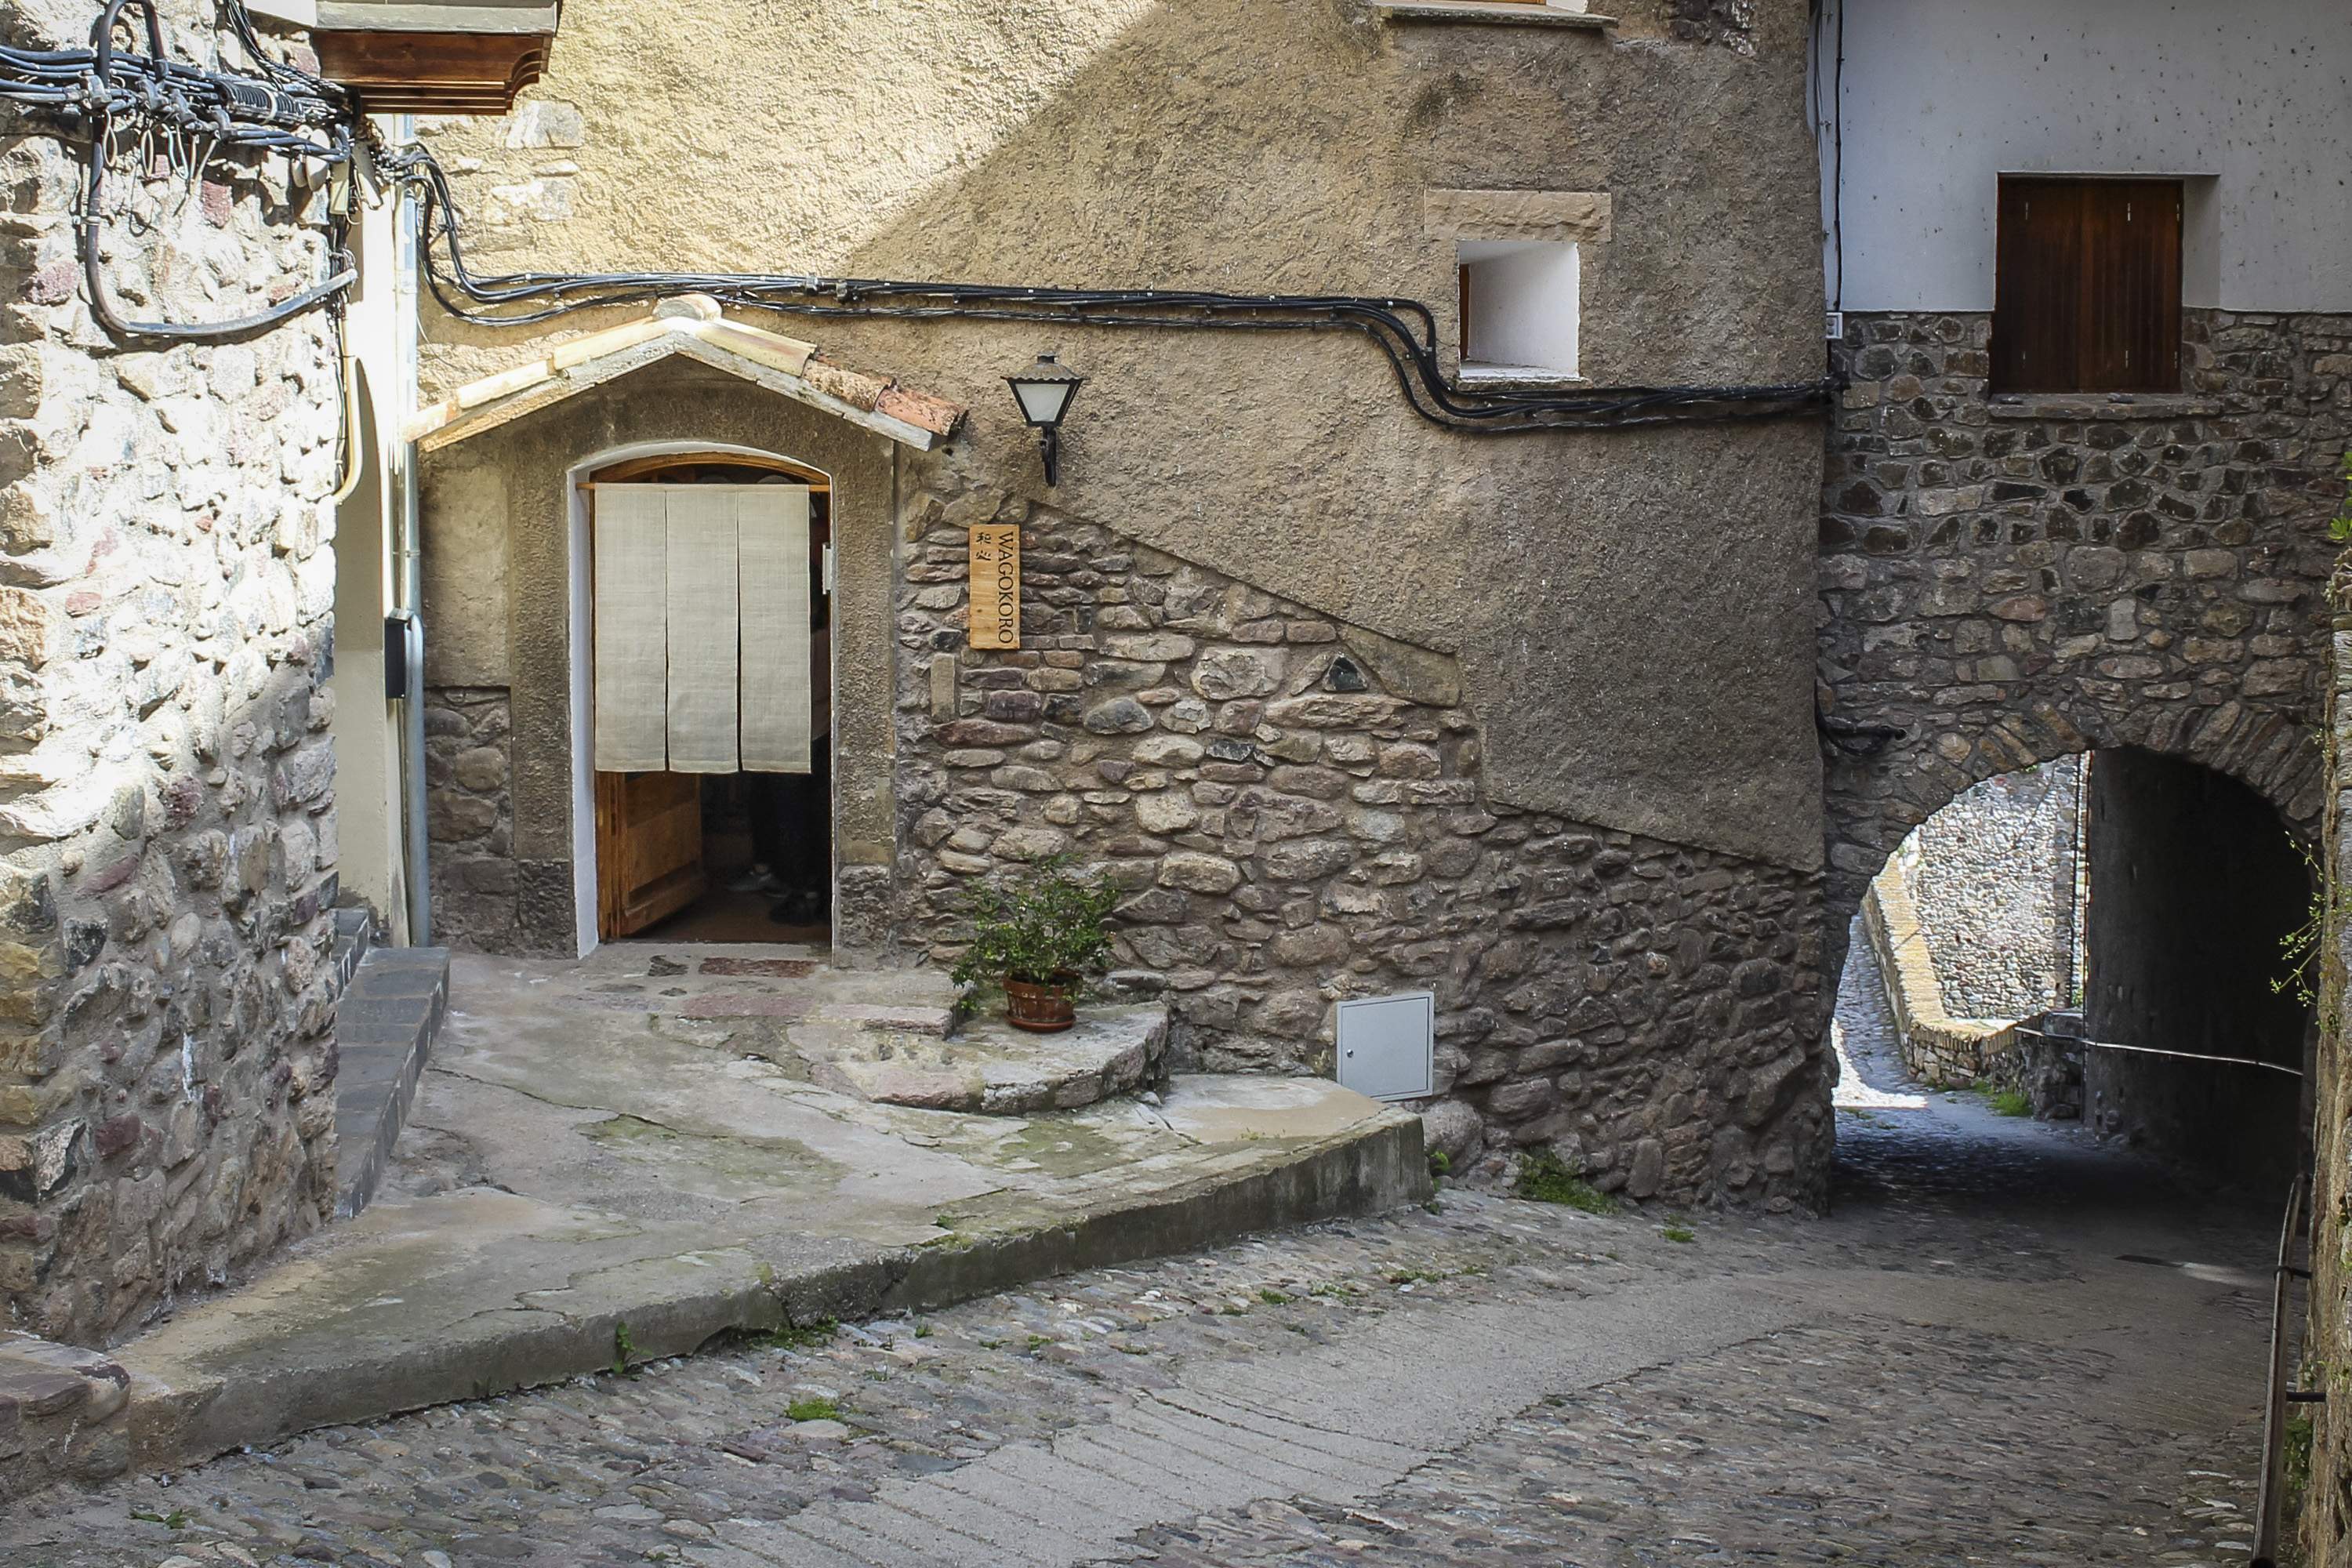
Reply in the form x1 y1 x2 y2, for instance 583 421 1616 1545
822 543 836 595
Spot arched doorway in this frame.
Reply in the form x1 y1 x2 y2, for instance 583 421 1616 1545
1834 745 2312 1195
572 445 835 946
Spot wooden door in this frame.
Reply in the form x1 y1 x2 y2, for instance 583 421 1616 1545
596 770 706 938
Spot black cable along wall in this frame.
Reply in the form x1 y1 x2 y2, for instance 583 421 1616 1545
5 0 1833 434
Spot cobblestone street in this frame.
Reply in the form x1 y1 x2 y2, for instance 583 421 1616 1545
2 940 2278 1567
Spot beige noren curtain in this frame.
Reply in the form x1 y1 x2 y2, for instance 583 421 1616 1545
591 482 813 775
663 488 742 772
591 485 669 772
738 485 812 774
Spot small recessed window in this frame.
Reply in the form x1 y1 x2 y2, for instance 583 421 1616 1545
1992 177 2183 394
1456 239 1580 379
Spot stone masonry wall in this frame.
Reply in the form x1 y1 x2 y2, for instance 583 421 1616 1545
1820 309 2347 969
0 2 345 1348
1888 762 2080 1022
893 470 1828 1211
423 688 516 953
2299 590 2352 1566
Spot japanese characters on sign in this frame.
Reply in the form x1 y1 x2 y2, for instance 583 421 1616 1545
969 524 1021 649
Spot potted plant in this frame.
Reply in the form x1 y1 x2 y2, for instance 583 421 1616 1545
951 857 1120 1033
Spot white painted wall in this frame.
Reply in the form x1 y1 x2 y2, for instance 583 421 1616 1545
328 136 419 942
1820 0 2352 313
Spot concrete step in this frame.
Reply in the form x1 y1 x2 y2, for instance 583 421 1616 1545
116 1072 1427 1479
333 946 452 1220
799 1004 1171 1114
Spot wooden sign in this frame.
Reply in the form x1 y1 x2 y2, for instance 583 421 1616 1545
969 524 1021 649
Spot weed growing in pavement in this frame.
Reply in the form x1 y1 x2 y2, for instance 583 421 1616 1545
1258 1288 1291 1305
786 1395 840 1422
1661 1224 1697 1244
757 1317 839 1353
1515 1148 1619 1214
612 1320 637 1376
1984 1085 2032 1117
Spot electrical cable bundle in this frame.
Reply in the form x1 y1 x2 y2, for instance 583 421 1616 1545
383 145 1831 436
0 0 357 340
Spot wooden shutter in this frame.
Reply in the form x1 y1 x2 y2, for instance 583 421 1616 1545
2078 182 2180 393
1993 178 2180 394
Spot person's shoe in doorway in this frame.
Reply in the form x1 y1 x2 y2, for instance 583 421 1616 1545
728 864 786 895
770 887 826 926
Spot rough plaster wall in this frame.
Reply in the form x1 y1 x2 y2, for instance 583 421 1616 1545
1890 763 2078 1022
2082 747 2305 1188
1817 309 2346 982
0 2 344 1352
1824 0 2352 312
411 0 1828 871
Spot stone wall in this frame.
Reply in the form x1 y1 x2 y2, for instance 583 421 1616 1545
1856 867 2005 1087
423 689 516 953
1820 308 2347 962
2299 602 2352 1566
894 485 1828 1210
2081 746 2307 1187
1887 763 2080 1022
0 2 345 1347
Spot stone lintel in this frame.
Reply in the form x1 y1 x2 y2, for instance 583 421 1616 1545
1423 187 1613 245
1373 2 1616 29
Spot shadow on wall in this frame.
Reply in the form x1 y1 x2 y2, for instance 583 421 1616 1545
2082 747 2310 1193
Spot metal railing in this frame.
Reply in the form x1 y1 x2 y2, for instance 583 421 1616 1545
2253 1176 2319 1567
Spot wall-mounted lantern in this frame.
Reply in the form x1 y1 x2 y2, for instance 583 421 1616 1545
311 0 561 114
1004 352 1085 487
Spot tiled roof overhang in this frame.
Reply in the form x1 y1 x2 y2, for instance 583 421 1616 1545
403 296 968 453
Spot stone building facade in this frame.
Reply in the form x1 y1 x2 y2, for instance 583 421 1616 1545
404 0 1834 1210
0 3 350 1346
1817 308 2345 951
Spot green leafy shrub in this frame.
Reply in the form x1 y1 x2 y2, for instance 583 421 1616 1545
950 856 1120 989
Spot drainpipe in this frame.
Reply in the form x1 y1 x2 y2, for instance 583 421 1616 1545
390 137 431 946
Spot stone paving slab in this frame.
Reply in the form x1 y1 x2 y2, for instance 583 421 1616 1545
96 949 1424 1479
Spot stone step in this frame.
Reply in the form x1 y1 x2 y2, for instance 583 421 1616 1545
801 1003 1171 1114
333 946 452 1220
328 906 374 993
0 1331 133 1498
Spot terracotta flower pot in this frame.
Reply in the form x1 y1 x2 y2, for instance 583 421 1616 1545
1003 974 1079 1033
